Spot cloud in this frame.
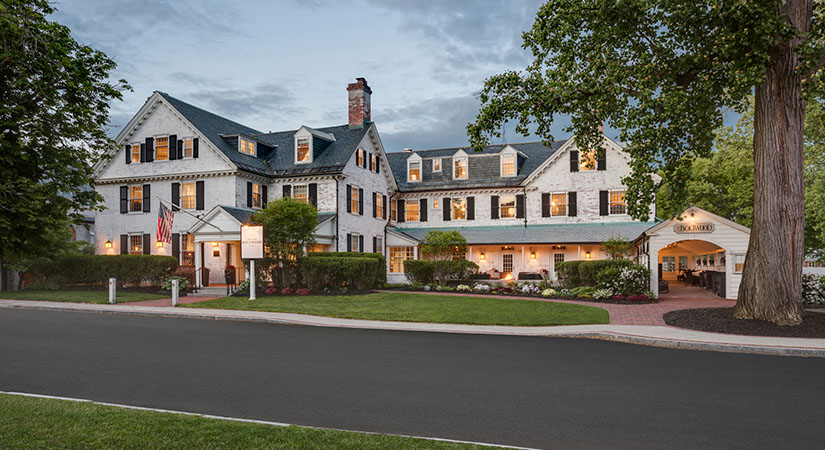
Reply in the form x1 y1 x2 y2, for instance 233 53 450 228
185 82 307 130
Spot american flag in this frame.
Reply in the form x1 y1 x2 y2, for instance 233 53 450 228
156 202 174 244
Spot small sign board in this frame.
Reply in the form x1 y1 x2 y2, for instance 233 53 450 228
674 222 715 234
241 225 264 259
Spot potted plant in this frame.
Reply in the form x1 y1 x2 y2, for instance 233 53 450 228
224 265 236 285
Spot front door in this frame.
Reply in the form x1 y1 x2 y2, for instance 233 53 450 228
502 253 514 277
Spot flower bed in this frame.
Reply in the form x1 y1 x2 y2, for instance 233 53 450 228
402 281 658 304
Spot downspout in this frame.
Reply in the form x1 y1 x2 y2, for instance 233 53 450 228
335 176 340 251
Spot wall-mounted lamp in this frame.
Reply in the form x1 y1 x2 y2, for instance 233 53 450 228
530 251 536 260
585 250 592 259
104 240 113 249
156 240 163 248
690 212 695 220
480 252 486 260
211 241 219 247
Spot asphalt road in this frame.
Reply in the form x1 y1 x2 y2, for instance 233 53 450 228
1 309 824 450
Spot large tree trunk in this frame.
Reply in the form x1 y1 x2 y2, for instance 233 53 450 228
734 2 810 325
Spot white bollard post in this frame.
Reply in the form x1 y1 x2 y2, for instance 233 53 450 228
171 279 179 307
249 259 256 301
108 278 116 304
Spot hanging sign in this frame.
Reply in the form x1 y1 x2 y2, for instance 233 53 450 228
241 225 264 259
673 222 715 234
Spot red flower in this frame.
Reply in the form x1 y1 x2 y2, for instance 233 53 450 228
281 287 293 296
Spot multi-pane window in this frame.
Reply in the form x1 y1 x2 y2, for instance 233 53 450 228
129 234 143 255
502 254 514 274
389 247 414 273
252 183 262 208
240 138 256 155
454 157 468 179
610 190 626 215
580 149 596 170
350 186 360 214
678 256 688 271
551 193 567 216
181 234 195 266
131 144 140 163
408 161 421 182
500 195 516 218
155 136 169 160
406 201 420 222
357 149 365 167
181 182 196 209
375 194 384 218
293 185 308 203
296 138 310 162
129 185 143 212
501 154 516 176
370 154 376 171
375 237 383 255
433 158 441 172
350 233 360 252
451 198 466 220
391 199 397 221
662 256 676 272
183 138 193 158
554 253 565 264
433 198 439 209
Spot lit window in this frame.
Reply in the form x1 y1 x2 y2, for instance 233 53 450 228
181 182 196 209
350 186 360 214
183 138 193 158
252 183 261 208
131 144 140 163
129 234 143 255
389 247 414 273
350 233 360 252
451 198 466 220
678 256 688 271
551 193 567 216
454 157 468 179
391 199 397 221
375 194 384 218
357 149 365 167
408 161 421 182
181 234 195 266
500 195 516 218
433 158 441 172
610 190 626 215
240 138 256 156
293 185 308 203
297 138 310 162
554 253 565 264
662 256 676 272
155 136 169 160
580 149 596 170
433 198 439 209
501 154 516 176
406 201 420 222
129 185 143 212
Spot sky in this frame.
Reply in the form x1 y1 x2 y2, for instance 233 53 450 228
51 0 736 153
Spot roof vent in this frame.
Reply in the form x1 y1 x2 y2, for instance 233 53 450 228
402 148 413 153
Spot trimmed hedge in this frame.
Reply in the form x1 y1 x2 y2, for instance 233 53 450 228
30 255 178 287
556 259 635 287
301 257 378 292
403 259 479 285
307 251 386 285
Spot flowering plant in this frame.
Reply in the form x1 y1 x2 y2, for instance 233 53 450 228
265 287 278 295
456 284 471 292
473 283 490 292
225 265 236 270
281 287 293 296
541 288 557 297
295 288 310 296
519 284 541 295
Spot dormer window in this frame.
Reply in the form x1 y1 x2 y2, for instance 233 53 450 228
433 158 441 172
408 161 421 182
453 155 468 180
296 137 310 163
239 138 256 156
501 154 515 177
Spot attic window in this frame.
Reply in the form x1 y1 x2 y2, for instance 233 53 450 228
433 158 441 172
296 137 310 163
580 149 596 170
155 136 169 161
501 153 516 177
408 161 421 182
239 138 256 156
453 156 468 180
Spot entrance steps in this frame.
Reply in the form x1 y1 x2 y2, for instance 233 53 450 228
192 286 235 298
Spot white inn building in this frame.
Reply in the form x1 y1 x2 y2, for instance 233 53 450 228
93 78 752 298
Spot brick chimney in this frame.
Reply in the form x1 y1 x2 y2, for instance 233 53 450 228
347 77 371 128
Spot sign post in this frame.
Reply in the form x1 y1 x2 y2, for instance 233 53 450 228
171 279 179 306
108 278 116 304
241 225 264 301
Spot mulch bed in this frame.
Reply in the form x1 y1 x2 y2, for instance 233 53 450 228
664 307 825 338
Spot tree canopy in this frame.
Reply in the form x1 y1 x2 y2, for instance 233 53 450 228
419 231 468 261
251 197 317 286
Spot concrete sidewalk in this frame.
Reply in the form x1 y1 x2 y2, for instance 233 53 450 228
1 299 823 357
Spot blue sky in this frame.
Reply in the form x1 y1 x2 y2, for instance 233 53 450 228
52 0 736 152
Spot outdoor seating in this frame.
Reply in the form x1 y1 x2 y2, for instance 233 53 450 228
518 272 542 280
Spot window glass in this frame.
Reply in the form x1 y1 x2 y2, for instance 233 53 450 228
554 253 565 264
433 158 441 172
502 253 514 274
734 254 745 272
240 138 255 155
370 154 376 171
350 186 360 214
610 190 626 215
183 138 193 158
357 149 365 167
293 185 308 203
500 195 516 218
131 144 140 163
129 185 143 212
129 234 143 255
181 182 196 209
252 183 261 208
155 136 169 160
501 154 515 176
451 198 466 220
433 198 439 209
408 161 421 181
297 138 310 162
391 199 397 221
551 193 567 216
454 157 468 179
375 194 383 218
375 237 383 255
662 256 676 272
406 201 420 222
580 149 596 170
350 233 360 252
678 256 688 271
181 234 195 266
389 247 414 273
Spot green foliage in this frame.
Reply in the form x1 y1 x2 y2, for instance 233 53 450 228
161 276 190 291
0 0 129 281
601 235 634 260
251 197 318 287
803 101 825 257
30 255 177 288
419 231 468 261
5 223 95 289
403 259 478 285
306 252 386 285
556 260 635 287
301 257 378 292
595 264 651 296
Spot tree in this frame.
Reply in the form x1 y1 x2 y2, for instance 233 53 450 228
602 235 633 260
419 231 468 261
5 220 93 290
251 198 317 287
468 1 825 325
0 0 129 290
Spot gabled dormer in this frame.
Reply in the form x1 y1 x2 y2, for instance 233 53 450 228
500 146 518 177
406 152 422 183
452 149 468 180
294 126 335 165
238 136 257 157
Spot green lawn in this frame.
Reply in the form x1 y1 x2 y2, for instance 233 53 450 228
0 393 500 449
0 290 166 304
184 291 609 326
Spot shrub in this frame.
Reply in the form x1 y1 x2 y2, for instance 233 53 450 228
307 252 386 285
519 284 541 296
30 255 178 288
571 286 596 297
301 256 378 292
593 288 613 300
541 288 557 297
557 259 636 287
161 276 190 291
403 259 478 285
472 283 490 292
596 264 651 296
802 274 825 305
456 284 471 292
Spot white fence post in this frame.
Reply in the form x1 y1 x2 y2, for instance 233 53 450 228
249 259 256 301
108 278 116 304
171 279 179 307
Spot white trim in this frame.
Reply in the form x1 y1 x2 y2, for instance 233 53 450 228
452 149 468 180
432 157 442 172
407 153 422 183
644 206 752 236
499 146 517 178
238 136 257 157
294 131 312 165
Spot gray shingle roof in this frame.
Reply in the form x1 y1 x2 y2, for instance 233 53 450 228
386 141 566 192
389 221 657 245
220 206 336 226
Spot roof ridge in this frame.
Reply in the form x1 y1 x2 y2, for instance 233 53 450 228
389 139 567 155
158 92 261 134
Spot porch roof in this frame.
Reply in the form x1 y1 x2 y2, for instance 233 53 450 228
388 221 657 245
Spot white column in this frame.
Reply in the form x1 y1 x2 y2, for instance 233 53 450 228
249 259 256 300
171 279 179 306
194 242 202 288
649 247 659 295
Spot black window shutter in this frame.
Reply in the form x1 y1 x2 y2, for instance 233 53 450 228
247 182 253 208
283 184 291 198
142 184 151 213
397 199 405 222
140 143 146 163
262 185 268 207
171 183 180 210
541 193 550 217
145 137 154 162
420 198 428 222
376 156 380 173
177 139 183 159
125 145 131 164
372 192 377 218
570 150 579 172
196 181 205 210
309 183 317 207
467 196 475 220
516 194 525 219
491 195 500 219
346 185 352 213
120 186 128 214
193 138 199 158
358 188 364 215
172 233 180 261
599 190 609 215
382 195 387 219
169 134 178 160
359 235 364 252
443 198 451 221
143 233 151 255
372 236 377 253
568 192 578 217
120 235 128 255
597 149 606 170
347 233 352 252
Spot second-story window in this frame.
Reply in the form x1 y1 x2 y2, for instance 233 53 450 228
406 201 420 222
500 195 516 218
433 158 441 172
454 157 468 179
610 190 626 214
551 193 567 216
452 198 466 220
296 138 310 163
293 185 308 203
181 182 196 209
350 186 360 214
391 198 397 221
375 194 384 218
408 161 421 182
252 183 262 208
129 185 143 212
501 154 516 176
240 138 256 156
183 138 194 158
155 136 169 160
131 144 140 163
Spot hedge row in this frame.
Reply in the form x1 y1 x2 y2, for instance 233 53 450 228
403 259 479 285
30 255 178 287
556 259 635 287
307 251 386 285
301 257 378 292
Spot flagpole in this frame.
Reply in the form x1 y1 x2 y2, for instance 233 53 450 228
155 196 223 232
